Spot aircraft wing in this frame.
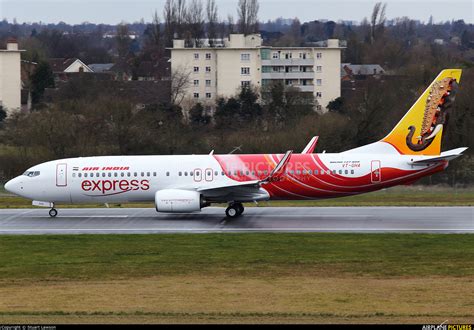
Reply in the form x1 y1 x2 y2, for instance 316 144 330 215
196 180 260 192
194 150 293 202
408 147 468 165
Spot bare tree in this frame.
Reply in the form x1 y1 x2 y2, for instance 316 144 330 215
171 66 192 105
116 23 131 57
185 0 204 47
163 0 176 47
237 0 259 35
206 0 218 46
227 15 235 35
370 2 387 44
146 10 162 48
174 0 187 39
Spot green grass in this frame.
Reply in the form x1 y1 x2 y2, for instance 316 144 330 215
1 233 473 281
0 185 473 208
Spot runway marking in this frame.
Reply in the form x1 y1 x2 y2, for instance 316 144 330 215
0 228 473 234
26 215 130 218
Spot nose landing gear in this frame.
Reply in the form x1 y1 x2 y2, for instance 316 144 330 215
49 208 58 218
225 202 244 218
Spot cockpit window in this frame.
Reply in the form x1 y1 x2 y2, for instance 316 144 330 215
23 171 40 177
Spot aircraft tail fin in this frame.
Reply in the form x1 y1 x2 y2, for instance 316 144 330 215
382 69 462 155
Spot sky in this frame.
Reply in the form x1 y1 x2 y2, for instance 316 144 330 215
0 0 472 25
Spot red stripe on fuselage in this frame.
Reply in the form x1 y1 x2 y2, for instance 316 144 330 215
213 154 445 200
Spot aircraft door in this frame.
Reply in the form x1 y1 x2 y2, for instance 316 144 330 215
194 169 202 182
56 163 68 187
205 168 213 181
371 160 381 183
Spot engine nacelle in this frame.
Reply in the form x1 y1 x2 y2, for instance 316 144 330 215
155 189 204 213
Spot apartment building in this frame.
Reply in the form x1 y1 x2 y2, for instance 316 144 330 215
0 38 24 115
169 34 344 112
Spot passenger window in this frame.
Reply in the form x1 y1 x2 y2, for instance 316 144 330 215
351 170 354 174
245 171 249 175
96 173 99 177
215 171 218 176
314 170 318 175
339 170 342 174
114 173 118 177
222 171 225 176
332 170 336 174
72 173 76 178
153 172 156 177
296 170 301 175
108 173 112 177
184 172 188 176
102 173 106 177
84 173 88 178
134 172 137 177
179 172 182 176
78 173 82 178
166 172 170 176
345 170 348 174
120 172 124 177
141 172 145 177
127 172 131 177
147 172 150 177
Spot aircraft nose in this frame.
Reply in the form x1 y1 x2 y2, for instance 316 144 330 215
4 177 22 195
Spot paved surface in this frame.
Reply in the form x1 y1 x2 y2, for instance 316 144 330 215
0 207 472 235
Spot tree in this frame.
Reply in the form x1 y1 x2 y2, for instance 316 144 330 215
116 23 131 57
370 2 387 44
237 0 259 35
30 61 55 105
170 66 192 105
0 105 6 122
206 0 218 46
189 103 211 127
145 11 162 48
185 0 204 47
163 0 176 47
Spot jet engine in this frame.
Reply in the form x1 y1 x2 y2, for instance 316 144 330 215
155 189 206 213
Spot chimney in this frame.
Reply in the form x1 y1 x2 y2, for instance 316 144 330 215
6 37 18 51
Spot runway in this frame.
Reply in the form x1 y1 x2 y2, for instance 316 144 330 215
0 206 472 234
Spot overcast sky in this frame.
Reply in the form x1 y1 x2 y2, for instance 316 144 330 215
1 0 472 25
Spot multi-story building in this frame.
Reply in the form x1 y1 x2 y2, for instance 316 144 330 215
169 34 344 112
0 38 23 115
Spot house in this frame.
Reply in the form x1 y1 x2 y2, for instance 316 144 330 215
48 58 93 82
341 63 385 80
88 63 114 73
0 38 24 115
170 34 344 112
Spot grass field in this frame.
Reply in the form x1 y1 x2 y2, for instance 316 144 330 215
0 185 473 208
0 234 473 324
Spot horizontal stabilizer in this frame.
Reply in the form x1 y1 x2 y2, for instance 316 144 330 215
408 147 468 165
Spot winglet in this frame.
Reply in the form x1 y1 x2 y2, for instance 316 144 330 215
261 150 293 184
302 136 319 154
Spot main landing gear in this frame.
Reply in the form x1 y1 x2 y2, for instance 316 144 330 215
49 208 58 218
225 202 244 218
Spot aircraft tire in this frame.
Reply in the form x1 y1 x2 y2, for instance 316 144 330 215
49 208 58 218
225 205 239 218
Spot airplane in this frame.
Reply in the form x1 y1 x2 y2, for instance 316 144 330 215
4 69 468 218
